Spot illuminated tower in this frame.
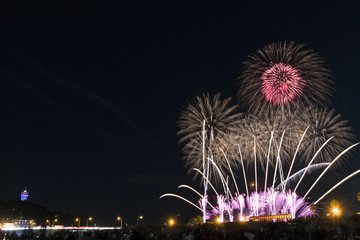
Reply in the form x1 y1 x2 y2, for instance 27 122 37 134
21 187 29 201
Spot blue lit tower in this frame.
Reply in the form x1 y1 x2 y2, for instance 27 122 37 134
21 187 29 201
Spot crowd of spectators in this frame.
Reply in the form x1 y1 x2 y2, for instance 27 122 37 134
0 215 359 240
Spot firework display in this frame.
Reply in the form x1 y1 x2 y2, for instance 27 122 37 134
297 107 355 164
260 62 303 106
162 41 358 223
177 93 242 178
237 41 333 113
227 109 298 168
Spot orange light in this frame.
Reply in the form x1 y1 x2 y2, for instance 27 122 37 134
332 207 340 215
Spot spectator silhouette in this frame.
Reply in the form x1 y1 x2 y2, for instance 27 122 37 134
129 231 146 240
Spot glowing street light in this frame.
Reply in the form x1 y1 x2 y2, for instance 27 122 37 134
216 217 222 224
86 217 93 227
137 215 143 226
52 218 58 227
75 218 80 227
168 218 175 226
46 219 50 227
330 199 341 217
117 216 123 229
332 207 341 216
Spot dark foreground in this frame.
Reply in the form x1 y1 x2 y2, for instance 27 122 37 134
1 215 360 240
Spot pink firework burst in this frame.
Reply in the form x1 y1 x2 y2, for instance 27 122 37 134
260 63 304 106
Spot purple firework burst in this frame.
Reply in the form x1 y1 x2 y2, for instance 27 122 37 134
261 62 304 106
207 188 313 222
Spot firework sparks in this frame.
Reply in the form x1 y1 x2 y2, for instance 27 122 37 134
177 92 242 179
226 110 298 168
237 41 333 112
297 107 355 164
261 63 304 106
162 128 358 223
163 41 358 223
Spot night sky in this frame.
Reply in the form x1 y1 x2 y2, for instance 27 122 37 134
1 4 360 225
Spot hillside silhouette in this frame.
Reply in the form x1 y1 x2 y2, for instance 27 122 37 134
0 200 86 226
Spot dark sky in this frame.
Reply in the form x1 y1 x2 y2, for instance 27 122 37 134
0 3 360 225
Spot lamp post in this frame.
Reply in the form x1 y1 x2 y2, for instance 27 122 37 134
86 217 93 227
168 218 175 227
75 218 80 227
136 215 143 227
46 219 50 227
52 218 58 227
117 216 123 229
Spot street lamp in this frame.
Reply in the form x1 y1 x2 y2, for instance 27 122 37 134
332 207 341 216
330 199 341 217
52 218 58 227
168 218 175 226
117 216 123 229
86 217 93 227
137 215 143 226
75 218 80 227
46 219 50 227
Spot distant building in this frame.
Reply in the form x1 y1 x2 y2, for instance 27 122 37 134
20 187 29 201
13 218 36 228
0 218 36 228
